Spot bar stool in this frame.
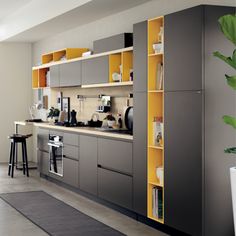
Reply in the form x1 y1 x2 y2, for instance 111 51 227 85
8 134 32 178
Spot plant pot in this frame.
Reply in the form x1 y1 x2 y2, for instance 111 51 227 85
107 120 115 127
230 167 236 231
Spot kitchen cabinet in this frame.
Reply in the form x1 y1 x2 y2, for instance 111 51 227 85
63 157 79 188
38 150 49 175
133 92 147 216
79 135 98 195
133 21 147 93
98 138 132 175
37 128 49 152
63 132 79 146
98 167 132 210
59 61 81 87
81 56 108 85
64 145 79 161
49 65 60 88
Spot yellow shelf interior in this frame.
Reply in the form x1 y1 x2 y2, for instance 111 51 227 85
42 53 53 64
109 53 121 83
147 15 164 224
122 51 133 82
148 17 164 55
32 69 39 88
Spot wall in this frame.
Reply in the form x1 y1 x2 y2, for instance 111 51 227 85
0 43 32 163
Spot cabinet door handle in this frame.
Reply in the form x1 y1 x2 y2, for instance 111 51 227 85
97 164 102 168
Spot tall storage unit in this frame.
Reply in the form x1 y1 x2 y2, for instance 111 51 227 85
133 5 236 236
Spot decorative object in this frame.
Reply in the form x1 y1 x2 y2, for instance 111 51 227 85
104 114 116 127
213 14 236 231
47 107 60 123
153 43 163 54
156 166 164 185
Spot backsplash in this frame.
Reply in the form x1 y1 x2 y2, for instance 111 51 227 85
34 86 133 126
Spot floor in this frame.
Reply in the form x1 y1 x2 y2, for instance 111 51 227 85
0 164 168 236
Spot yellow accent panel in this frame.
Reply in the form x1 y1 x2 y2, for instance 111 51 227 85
148 54 163 91
38 68 49 88
32 69 39 88
148 148 163 185
148 17 164 55
42 53 53 64
122 51 133 82
109 53 121 83
148 92 163 146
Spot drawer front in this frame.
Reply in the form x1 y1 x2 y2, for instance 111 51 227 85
98 168 133 210
63 158 79 188
64 132 79 146
98 138 133 175
38 150 49 175
37 128 49 152
49 130 63 137
64 145 79 160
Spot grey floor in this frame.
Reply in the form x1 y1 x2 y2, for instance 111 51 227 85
0 164 168 236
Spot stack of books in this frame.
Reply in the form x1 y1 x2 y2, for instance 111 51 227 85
152 187 163 219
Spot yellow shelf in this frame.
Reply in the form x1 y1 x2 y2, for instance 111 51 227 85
148 181 163 188
148 145 163 150
148 215 164 224
148 90 164 93
81 81 133 88
148 52 163 57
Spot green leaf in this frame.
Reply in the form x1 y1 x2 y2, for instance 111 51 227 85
224 147 236 154
219 14 236 45
213 51 236 69
225 74 236 89
223 115 236 129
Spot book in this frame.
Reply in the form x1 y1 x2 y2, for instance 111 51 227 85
156 63 163 90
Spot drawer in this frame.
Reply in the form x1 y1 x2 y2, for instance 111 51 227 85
63 158 79 188
64 145 79 160
64 132 79 146
49 130 63 137
98 167 133 210
98 138 133 175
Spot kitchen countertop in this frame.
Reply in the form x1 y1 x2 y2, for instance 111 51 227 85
14 121 133 141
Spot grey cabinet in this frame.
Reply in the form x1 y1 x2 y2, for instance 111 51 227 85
82 56 108 85
164 91 202 236
60 61 81 87
38 150 49 175
164 6 203 91
64 132 79 146
79 135 98 195
98 167 132 210
50 65 60 88
98 138 132 175
64 145 79 161
133 92 147 216
133 21 147 92
37 128 49 152
63 158 79 188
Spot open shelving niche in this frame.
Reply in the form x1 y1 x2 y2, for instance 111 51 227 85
147 16 164 224
32 47 133 89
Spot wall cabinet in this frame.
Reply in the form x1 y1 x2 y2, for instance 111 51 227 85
50 61 81 88
98 138 132 175
98 167 132 210
79 135 98 195
81 56 108 85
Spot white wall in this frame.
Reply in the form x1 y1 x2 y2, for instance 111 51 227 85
0 43 32 163
32 0 236 64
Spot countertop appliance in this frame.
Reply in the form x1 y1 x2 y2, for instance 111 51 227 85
48 134 63 176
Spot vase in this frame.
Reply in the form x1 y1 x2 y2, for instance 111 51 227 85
230 167 236 232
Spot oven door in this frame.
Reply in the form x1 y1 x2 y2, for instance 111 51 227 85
48 141 63 177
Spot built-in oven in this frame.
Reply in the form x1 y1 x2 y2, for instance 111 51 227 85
48 134 63 176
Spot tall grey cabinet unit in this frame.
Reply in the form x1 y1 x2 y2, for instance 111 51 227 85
133 20 148 216
133 5 236 236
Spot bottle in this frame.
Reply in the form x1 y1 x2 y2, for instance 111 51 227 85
118 114 122 129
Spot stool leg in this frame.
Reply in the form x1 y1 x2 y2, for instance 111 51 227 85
8 142 13 176
23 140 29 177
11 142 16 178
22 142 25 175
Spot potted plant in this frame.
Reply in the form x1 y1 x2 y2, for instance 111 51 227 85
104 114 116 127
47 107 60 123
213 14 236 230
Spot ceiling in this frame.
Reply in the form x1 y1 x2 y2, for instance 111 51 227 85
0 0 152 42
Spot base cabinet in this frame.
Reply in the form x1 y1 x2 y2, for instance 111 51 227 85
98 167 133 210
38 150 49 175
63 158 79 188
79 135 98 195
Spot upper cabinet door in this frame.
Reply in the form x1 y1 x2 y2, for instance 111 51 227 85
133 21 147 92
81 56 108 85
50 65 60 88
60 61 81 87
164 6 203 91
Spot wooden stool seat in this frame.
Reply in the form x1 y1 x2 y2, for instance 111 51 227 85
8 134 32 178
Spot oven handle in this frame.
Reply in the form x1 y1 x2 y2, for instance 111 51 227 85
48 142 63 148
